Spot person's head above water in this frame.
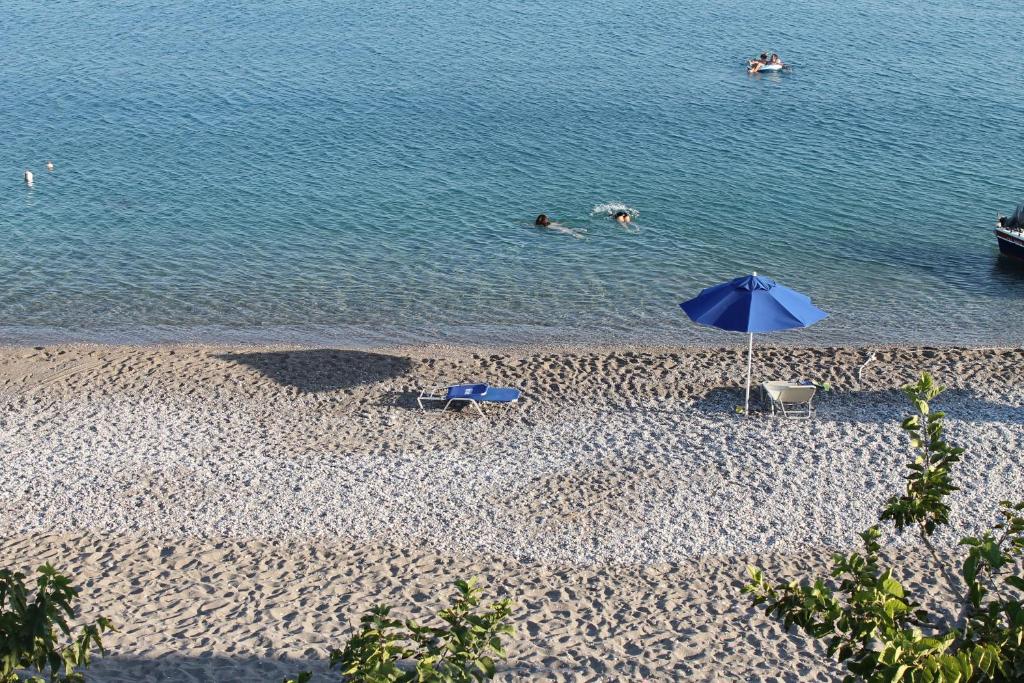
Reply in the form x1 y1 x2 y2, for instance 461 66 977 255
759 52 768 61
535 214 551 227
614 211 630 223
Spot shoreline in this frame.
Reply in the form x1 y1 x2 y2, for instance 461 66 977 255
3 341 1022 370
2 339 1021 354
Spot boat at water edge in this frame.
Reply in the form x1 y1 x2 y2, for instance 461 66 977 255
995 204 1024 262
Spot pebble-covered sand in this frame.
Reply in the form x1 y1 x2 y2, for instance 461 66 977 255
1 344 1021 681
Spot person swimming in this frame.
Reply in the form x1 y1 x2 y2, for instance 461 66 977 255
613 211 631 223
535 213 585 239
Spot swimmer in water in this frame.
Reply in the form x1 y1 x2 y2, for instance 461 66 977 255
614 211 631 223
46 161 54 172
535 213 585 239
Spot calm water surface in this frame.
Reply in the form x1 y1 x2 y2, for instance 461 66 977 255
2 0 1022 346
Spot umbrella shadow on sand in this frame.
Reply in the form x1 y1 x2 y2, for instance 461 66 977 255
215 349 414 393
693 386 755 415
695 385 812 417
690 387 1023 424
88 654 326 683
374 389 426 411
822 388 1024 425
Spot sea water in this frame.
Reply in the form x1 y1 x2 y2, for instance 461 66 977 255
2 0 1022 346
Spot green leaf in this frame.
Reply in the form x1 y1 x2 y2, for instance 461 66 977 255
981 540 1003 567
477 656 496 676
881 577 905 598
938 655 962 681
963 554 979 585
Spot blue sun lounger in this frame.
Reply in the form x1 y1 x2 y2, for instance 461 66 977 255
417 383 521 417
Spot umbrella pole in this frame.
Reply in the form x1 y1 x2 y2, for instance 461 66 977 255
745 332 753 416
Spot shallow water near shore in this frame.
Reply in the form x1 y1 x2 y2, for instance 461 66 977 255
3 0 1023 346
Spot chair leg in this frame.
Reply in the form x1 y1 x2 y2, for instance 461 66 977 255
473 401 485 418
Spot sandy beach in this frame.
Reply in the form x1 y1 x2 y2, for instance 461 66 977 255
1 344 1021 681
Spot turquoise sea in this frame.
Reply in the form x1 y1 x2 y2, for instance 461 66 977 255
3 0 1022 346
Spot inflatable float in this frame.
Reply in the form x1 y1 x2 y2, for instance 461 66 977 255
748 61 785 73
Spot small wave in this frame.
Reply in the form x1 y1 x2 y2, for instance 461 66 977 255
591 202 639 219
591 202 640 232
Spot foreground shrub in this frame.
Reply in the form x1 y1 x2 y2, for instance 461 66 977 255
1 564 112 683
286 577 513 683
744 373 1024 682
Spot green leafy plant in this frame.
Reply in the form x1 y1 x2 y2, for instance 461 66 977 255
1 563 113 683
744 372 1024 682
287 577 513 682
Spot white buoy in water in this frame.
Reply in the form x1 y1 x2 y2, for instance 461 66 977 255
46 161 54 172
24 170 34 186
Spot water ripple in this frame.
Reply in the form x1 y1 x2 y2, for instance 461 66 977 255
1 0 1022 346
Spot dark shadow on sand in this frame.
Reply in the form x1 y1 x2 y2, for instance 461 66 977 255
215 349 413 393
695 386 816 418
87 653 327 682
87 652 529 682
696 386 752 415
831 388 1024 425
692 387 1022 424
375 389 425 410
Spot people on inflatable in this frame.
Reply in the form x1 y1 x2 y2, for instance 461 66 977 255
748 52 784 73
997 205 1024 231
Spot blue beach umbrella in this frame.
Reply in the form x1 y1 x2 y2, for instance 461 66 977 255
680 272 827 415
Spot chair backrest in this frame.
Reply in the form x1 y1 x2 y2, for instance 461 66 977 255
446 383 488 400
776 385 816 403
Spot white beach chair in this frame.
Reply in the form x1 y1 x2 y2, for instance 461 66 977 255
761 381 816 419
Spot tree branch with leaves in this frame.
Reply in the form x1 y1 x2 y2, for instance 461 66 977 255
744 372 1024 682
1 563 113 683
285 577 513 683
